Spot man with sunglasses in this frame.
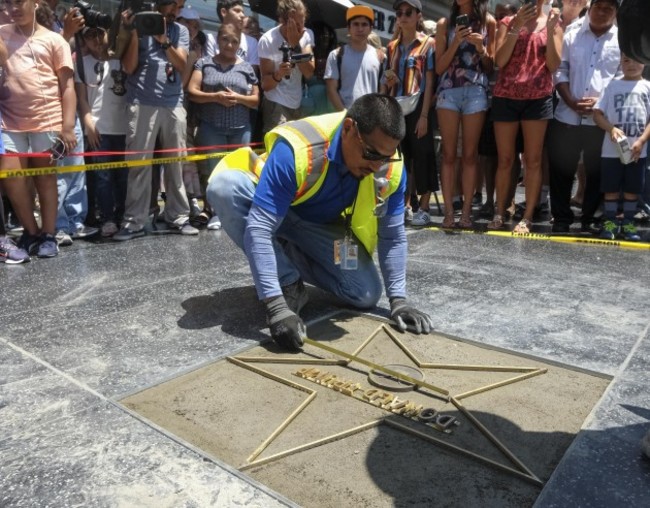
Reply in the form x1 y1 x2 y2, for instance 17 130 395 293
207 94 435 351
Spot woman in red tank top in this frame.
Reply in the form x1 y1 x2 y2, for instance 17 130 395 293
488 0 562 233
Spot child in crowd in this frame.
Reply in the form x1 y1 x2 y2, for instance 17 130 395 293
0 0 77 263
76 26 128 238
593 54 650 241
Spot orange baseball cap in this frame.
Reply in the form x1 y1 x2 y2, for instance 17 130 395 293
346 5 374 23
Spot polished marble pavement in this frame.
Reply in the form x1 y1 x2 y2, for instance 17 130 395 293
1 226 648 507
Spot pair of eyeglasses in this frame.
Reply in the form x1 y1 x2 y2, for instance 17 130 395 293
49 137 67 161
165 62 176 83
354 122 401 164
395 9 415 18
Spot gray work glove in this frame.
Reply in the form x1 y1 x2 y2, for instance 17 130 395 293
265 296 306 351
390 297 434 334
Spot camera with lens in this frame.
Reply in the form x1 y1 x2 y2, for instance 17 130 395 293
127 0 165 37
278 41 312 80
75 0 112 30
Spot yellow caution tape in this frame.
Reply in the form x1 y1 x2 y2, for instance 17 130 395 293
0 148 263 180
427 225 650 250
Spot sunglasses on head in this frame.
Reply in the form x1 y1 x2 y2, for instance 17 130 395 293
354 122 401 164
395 8 415 18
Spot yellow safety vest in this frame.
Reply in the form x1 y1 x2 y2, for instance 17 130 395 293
209 112 404 253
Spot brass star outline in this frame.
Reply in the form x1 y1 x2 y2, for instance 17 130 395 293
231 319 546 486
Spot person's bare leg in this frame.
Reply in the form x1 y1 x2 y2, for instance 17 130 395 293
459 111 486 224
437 108 461 226
1 156 40 236
520 120 549 224
418 191 431 211
32 174 58 235
492 121 520 225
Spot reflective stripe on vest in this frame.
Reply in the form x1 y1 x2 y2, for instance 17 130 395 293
265 112 344 204
209 112 403 254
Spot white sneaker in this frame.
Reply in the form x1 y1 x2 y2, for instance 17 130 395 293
404 207 413 223
101 221 119 237
55 230 73 246
207 215 222 230
411 209 431 226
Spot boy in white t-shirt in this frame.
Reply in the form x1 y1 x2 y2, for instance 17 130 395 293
324 5 383 111
593 53 650 241
76 27 129 237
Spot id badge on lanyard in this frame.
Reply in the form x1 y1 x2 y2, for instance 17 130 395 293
334 212 358 270
334 236 358 270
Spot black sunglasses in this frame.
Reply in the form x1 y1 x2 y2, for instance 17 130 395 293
395 9 415 18
354 122 401 164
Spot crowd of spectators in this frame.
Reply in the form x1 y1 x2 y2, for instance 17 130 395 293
0 0 649 265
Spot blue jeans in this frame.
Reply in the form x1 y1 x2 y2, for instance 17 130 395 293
196 123 251 198
206 170 382 308
87 134 128 223
56 118 87 233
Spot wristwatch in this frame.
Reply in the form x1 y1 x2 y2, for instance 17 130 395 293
161 40 171 50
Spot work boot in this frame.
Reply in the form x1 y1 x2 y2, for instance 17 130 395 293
282 278 308 316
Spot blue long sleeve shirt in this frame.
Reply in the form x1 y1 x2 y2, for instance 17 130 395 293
243 125 408 301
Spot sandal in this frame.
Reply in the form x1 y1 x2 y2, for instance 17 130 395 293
441 215 456 229
513 219 532 234
457 216 473 229
487 214 504 230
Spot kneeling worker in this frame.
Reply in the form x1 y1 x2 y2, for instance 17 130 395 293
207 94 433 350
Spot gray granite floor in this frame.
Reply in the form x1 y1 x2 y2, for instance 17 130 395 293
1 223 649 507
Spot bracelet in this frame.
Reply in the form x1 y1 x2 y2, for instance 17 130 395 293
420 115 428 119
507 30 519 37
272 73 281 83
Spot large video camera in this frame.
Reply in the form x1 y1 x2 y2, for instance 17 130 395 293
278 41 312 79
126 0 165 37
106 0 165 59
75 0 112 30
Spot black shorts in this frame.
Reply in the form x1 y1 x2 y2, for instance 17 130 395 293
491 96 554 122
601 157 646 194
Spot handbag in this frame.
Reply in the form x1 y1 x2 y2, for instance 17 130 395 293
394 92 421 116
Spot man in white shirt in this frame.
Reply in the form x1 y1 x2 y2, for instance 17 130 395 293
324 5 383 111
258 0 315 132
548 0 621 233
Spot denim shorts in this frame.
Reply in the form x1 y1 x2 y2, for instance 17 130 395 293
436 85 488 115
2 130 56 155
